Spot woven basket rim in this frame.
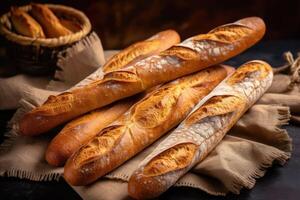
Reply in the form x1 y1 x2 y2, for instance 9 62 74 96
0 4 92 47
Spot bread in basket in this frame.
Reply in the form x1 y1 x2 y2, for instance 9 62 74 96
0 4 91 75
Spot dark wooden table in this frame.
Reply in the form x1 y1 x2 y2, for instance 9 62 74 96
0 40 300 200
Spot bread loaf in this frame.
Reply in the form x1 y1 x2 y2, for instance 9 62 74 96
30 3 72 37
128 60 273 199
45 98 133 166
10 7 45 38
19 17 265 136
64 65 229 186
45 30 180 166
102 30 180 72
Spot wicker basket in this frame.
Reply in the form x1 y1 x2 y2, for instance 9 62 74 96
0 4 92 75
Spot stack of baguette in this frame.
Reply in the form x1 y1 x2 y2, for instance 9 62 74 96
19 17 265 136
45 29 180 166
10 3 74 38
63 65 229 185
17 17 272 199
128 60 273 199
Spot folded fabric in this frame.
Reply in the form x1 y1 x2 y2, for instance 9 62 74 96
0 32 106 110
0 43 298 200
0 75 50 110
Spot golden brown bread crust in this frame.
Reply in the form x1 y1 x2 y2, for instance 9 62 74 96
19 30 180 136
10 7 45 38
226 60 272 86
45 31 179 166
45 98 134 167
128 95 244 199
128 61 273 199
19 17 265 136
143 143 197 177
30 3 72 38
63 66 228 186
102 30 180 72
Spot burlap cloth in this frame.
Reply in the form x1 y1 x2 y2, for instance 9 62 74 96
0 34 298 199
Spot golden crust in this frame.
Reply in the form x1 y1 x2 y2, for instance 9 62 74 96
64 66 227 186
102 30 180 72
185 95 245 125
103 40 161 72
45 31 180 165
19 30 180 136
19 17 265 137
128 60 273 199
143 143 197 176
160 46 199 61
45 98 134 166
30 3 72 38
132 86 182 128
194 24 252 43
226 60 272 85
137 95 244 179
75 125 126 166
10 7 45 38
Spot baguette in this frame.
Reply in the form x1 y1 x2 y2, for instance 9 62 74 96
19 30 180 136
19 17 266 136
45 98 133 167
10 7 45 38
30 3 72 38
45 30 180 166
102 30 180 72
64 65 230 186
128 60 273 199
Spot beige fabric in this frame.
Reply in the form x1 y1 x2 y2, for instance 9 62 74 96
230 104 291 152
258 93 300 113
268 51 300 123
73 180 130 200
49 32 105 90
0 47 298 200
0 75 50 110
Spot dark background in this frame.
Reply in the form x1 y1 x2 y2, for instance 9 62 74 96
0 0 300 49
